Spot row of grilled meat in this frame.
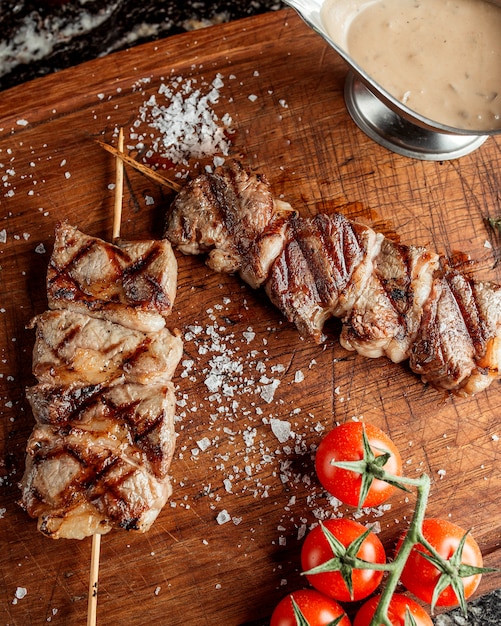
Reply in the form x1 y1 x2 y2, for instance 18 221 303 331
20 222 182 539
164 160 501 396
20 158 501 538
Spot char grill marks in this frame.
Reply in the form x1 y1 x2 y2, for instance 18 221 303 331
20 225 182 539
164 160 501 395
47 221 177 332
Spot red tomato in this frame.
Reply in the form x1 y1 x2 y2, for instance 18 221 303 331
270 589 351 626
301 518 386 602
315 422 402 508
353 594 433 626
398 518 484 607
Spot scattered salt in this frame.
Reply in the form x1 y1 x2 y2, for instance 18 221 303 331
132 73 233 173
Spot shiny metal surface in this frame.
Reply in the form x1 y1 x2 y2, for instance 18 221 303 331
344 73 489 160
283 0 499 160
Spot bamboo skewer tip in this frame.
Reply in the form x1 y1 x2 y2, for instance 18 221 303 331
112 128 125 241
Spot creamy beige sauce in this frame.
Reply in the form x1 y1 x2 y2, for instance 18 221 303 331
321 0 501 130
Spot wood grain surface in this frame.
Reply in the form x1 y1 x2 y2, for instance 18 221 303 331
1 8 501 625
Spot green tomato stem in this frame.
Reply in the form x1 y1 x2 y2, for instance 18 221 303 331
368 472 431 626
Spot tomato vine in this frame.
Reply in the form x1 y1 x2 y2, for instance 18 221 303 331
271 423 497 626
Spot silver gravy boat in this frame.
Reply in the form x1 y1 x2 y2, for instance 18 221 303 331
283 0 501 160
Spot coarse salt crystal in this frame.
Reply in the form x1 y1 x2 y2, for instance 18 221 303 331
260 379 280 403
216 509 231 525
13 587 27 603
197 437 211 451
243 330 255 344
270 418 291 443
294 370 305 383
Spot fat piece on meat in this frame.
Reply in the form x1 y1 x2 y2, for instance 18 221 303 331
47 221 177 332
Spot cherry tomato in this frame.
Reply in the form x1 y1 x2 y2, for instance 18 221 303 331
397 518 484 607
270 589 351 626
353 594 433 626
301 518 386 602
315 422 402 508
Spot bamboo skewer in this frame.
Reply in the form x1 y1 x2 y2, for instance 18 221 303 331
95 138 182 193
87 533 101 626
86 128 126 626
112 129 125 241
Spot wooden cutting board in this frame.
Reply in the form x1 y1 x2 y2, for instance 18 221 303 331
1 8 500 625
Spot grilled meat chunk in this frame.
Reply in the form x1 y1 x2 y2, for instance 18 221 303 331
340 238 440 361
165 160 295 288
25 381 177 479
265 213 383 342
410 266 501 394
47 222 177 332
30 310 182 386
20 421 173 539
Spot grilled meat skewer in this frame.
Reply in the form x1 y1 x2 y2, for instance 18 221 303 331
164 160 501 395
20 226 182 539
